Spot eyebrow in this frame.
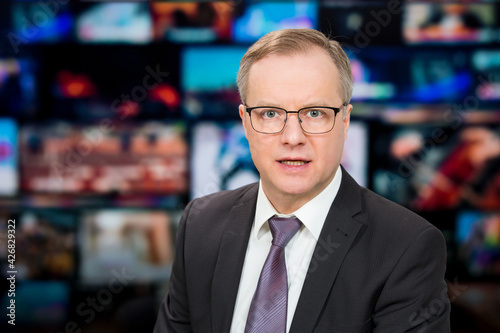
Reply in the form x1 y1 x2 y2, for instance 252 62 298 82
249 100 336 108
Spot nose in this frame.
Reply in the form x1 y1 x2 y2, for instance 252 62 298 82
280 113 306 146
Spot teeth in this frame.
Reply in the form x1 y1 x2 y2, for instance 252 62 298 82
281 160 306 166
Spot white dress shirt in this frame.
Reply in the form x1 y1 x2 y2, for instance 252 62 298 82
229 168 343 333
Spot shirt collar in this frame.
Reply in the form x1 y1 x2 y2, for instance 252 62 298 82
254 167 343 241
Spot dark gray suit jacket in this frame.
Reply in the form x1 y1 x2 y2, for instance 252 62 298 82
154 168 450 332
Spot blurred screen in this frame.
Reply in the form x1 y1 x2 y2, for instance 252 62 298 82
38 45 180 122
349 48 474 103
0 281 70 326
67 285 158 333
182 46 246 118
403 3 496 44
0 119 18 195
182 46 245 92
0 58 37 119
371 124 500 211
407 51 472 102
0 210 76 280
191 122 259 199
233 1 318 43
320 2 401 45
341 121 368 187
76 2 152 44
10 1 73 43
20 122 188 194
456 211 500 279
472 50 500 101
79 209 177 284
349 49 397 101
150 1 233 43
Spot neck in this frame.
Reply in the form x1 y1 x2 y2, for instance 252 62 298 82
262 185 324 215
269 196 309 215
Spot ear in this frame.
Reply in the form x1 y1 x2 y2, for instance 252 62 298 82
343 104 353 141
239 104 249 139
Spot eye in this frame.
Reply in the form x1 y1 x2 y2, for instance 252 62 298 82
306 109 323 118
265 110 276 118
261 109 279 119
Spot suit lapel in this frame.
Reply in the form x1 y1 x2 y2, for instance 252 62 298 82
290 168 365 333
211 184 258 333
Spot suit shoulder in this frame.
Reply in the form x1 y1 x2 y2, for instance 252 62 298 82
188 182 259 216
358 186 435 233
354 186 446 268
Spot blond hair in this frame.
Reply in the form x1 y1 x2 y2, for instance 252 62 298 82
237 29 353 117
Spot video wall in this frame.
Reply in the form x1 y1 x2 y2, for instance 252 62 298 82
0 1 499 332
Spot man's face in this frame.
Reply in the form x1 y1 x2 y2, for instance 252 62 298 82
240 48 352 212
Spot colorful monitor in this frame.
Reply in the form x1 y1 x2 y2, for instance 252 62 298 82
182 47 246 118
191 121 258 199
233 1 318 43
76 2 152 44
150 2 234 43
456 211 500 278
78 209 178 285
20 122 188 195
0 119 18 195
371 123 500 211
403 3 496 44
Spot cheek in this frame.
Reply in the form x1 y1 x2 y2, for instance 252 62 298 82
316 135 344 165
248 134 273 153
247 136 272 167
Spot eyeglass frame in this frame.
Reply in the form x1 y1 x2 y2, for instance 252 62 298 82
244 104 347 134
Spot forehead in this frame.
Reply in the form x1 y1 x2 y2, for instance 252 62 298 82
246 48 341 105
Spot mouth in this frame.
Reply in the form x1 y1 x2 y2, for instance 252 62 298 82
279 160 310 166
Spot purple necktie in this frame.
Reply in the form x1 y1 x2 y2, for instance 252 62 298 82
245 216 302 333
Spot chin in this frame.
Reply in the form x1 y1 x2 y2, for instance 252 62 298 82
276 182 315 197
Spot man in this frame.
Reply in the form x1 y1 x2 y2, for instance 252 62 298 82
154 29 450 332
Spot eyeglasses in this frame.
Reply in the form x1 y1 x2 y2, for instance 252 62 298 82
245 105 345 134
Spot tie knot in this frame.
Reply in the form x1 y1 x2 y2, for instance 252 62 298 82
268 217 302 248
